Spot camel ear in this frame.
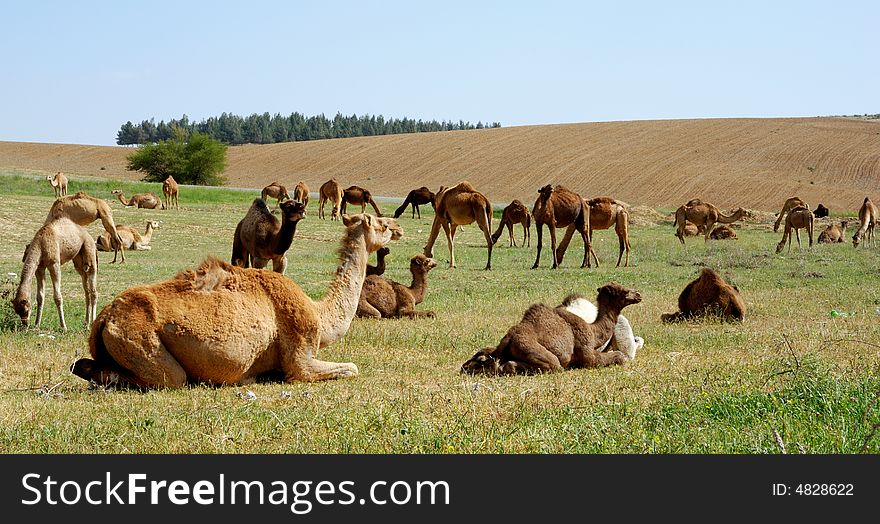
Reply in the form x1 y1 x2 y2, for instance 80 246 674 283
341 214 357 226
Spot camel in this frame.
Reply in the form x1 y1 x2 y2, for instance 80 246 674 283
231 199 306 274
460 282 642 375
112 190 162 209
661 268 745 323
817 220 849 244
261 182 291 209
366 247 390 277
357 254 438 319
293 181 310 208
585 196 630 267
70 213 402 389
341 185 383 217
709 225 737 240
394 187 435 219
773 197 807 232
47 172 68 198
46 192 125 263
423 181 494 270
491 199 531 248
96 221 161 261
674 200 749 244
12 217 97 331
162 176 179 210
853 197 878 248
813 203 829 218
775 205 813 254
531 184 592 269
318 179 344 221
682 221 705 237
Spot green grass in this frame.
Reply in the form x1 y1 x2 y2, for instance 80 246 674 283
1 170 879 454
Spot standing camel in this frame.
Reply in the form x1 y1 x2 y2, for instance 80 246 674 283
293 181 310 208
46 192 125 263
674 200 749 244
491 199 531 247
162 176 179 210
318 179 344 220
231 199 307 274
70 214 402 389
112 190 162 209
423 181 494 270
47 172 68 197
12 217 97 331
394 187 435 219
773 197 807 232
531 184 592 269
261 182 291 209
585 197 630 267
852 196 878 248
775 205 814 253
341 185 383 216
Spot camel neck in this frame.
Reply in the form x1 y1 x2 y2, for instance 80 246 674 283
316 228 368 347
115 194 129 206
15 244 41 302
409 270 429 304
592 300 624 341
272 218 299 255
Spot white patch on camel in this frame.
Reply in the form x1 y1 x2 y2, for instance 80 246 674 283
564 297 644 360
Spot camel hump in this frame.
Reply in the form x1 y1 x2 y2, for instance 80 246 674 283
251 197 270 212
865 197 871 204
451 181 477 193
179 256 236 292
588 196 617 206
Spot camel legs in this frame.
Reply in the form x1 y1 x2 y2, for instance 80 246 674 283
475 210 494 270
523 222 530 248
398 308 436 319
357 301 383 319
318 197 326 219
616 216 631 267
47 262 66 331
532 223 544 269
101 325 187 388
795 229 801 251
549 225 560 268
507 223 516 247
272 255 288 274
445 222 458 269
34 268 46 328
504 339 564 374
73 249 98 327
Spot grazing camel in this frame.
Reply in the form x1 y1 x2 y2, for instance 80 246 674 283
423 181 494 270
674 200 749 244
96 220 161 260
46 192 125 263
341 185 383 217
773 197 807 232
813 203 829 218
817 220 849 244
47 172 68 197
852 197 878 248
709 225 738 240
357 254 438 319
112 190 162 209
293 181 310 207
394 187 435 219
491 199 532 248
318 179 344 221
261 182 291 209
70 213 402 389
661 268 745 323
585 197 630 267
231 199 306 274
531 184 592 269
366 247 390 277
775 205 814 254
162 176 179 210
12 217 97 331
460 282 642 375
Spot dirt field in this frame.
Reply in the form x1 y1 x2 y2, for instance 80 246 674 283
1 117 878 211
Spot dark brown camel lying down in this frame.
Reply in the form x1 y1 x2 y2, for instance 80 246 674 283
461 282 642 375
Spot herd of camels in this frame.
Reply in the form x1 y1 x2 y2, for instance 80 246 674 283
8 171 878 388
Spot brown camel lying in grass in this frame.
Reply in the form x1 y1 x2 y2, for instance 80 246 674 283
661 268 745 323
96 220 161 262
357 254 438 319
461 282 641 375
112 190 162 209
818 220 849 243
71 213 402 389
709 225 737 240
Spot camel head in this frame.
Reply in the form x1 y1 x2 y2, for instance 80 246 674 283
537 184 553 200
853 230 863 248
596 282 642 308
342 214 402 252
840 220 849 231
11 296 30 326
280 199 307 222
460 348 502 375
410 254 438 273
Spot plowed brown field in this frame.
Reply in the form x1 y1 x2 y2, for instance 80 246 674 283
2 117 879 211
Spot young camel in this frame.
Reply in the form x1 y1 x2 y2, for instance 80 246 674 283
709 225 737 240
318 179 344 220
261 182 291 209
491 199 532 247
773 197 807 232
394 187 435 219
341 185 383 217
460 282 642 375
70 214 402 389
585 196 630 267
775 205 814 254
47 192 125 263
674 200 749 244
357 254 438 319
47 172 68 197
818 220 849 244
682 221 704 237
96 220 161 260
112 190 162 209
12 217 97 331
231 199 306 274
293 181 310 207
852 197 878 248
661 268 745 322
423 181 494 270
162 176 179 210
531 184 592 269
366 247 390 277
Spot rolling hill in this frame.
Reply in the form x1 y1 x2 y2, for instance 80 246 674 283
1 117 879 211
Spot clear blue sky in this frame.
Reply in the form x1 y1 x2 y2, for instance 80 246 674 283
1 0 877 146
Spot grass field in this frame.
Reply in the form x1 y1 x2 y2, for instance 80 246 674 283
1 171 879 453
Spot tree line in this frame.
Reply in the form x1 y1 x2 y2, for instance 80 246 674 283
116 112 501 146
